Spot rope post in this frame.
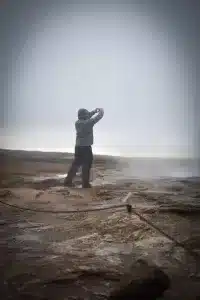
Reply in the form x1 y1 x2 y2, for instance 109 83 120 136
126 203 132 214
121 192 133 214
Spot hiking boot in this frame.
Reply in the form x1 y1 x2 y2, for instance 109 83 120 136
82 183 92 189
64 178 74 187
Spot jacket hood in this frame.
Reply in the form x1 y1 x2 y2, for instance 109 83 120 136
78 108 89 120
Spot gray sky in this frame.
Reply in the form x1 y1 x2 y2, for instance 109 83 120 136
1 0 199 157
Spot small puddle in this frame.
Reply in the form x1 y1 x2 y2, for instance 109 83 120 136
32 173 67 182
16 233 41 242
95 243 134 257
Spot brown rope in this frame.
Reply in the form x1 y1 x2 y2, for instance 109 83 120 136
0 199 126 214
129 206 200 261
1 196 200 264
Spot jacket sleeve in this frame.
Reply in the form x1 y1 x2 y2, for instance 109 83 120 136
87 109 104 125
88 110 96 118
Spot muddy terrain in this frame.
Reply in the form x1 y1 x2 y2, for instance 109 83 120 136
0 149 200 299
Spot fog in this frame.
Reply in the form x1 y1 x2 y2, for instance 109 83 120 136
1 0 199 158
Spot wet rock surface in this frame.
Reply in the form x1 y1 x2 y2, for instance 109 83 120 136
0 151 200 299
108 259 170 300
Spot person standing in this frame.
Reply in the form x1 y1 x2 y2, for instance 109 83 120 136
64 108 104 188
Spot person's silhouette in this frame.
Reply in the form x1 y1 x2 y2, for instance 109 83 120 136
64 108 104 188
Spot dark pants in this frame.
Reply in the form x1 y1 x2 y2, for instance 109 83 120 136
64 146 93 187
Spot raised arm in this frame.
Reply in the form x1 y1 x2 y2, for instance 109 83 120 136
88 109 97 119
89 108 104 125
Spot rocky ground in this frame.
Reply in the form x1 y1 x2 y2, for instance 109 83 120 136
0 150 200 299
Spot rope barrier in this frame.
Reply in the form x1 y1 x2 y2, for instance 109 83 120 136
128 205 200 261
0 192 200 265
0 199 127 214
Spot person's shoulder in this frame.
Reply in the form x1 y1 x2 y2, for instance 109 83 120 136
75 119 88 127
75 119 80 128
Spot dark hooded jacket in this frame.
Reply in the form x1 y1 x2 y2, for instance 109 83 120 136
75 108 104 146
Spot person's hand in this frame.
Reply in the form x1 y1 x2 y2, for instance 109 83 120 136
95 108 100 113
96 108 103 112
98 108 104 114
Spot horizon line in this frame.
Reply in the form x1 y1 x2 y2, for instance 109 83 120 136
0 147 198 159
